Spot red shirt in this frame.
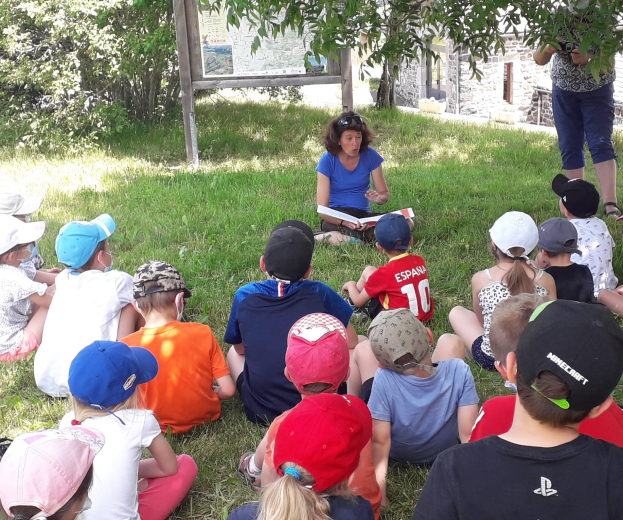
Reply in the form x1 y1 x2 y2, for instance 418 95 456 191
469 395 623 446
365 253 434 322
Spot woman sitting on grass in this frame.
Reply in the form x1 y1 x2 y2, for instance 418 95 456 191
448 211 557 371
315 111 392 246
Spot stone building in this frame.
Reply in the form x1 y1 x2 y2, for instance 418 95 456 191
396 35 623 126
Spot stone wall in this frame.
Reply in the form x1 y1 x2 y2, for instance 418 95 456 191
395 60 422 108
445 49 458 113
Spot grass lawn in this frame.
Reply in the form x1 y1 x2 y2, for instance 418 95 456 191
1 99 623 520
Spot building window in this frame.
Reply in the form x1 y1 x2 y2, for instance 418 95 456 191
426 41 446 100
503 63 513 104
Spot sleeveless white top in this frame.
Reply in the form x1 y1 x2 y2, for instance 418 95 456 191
477 268 549 357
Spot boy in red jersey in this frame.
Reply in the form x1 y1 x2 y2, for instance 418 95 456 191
342 213 433 322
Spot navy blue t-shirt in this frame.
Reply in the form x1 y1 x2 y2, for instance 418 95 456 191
227 495 374 520
224 279 353 423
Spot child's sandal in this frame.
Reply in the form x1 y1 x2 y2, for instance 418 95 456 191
604 202 622 218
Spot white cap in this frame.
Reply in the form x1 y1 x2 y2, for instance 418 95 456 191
0 192 42 216
489 211 538 259
0 215 46 255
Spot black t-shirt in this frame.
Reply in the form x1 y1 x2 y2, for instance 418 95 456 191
545 263 594 303
227 495 374 520
412 435 623 520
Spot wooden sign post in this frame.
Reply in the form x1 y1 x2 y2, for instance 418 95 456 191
173 0 353 166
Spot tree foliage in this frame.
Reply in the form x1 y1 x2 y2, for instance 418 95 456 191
204 0 623 106
0 0 179 149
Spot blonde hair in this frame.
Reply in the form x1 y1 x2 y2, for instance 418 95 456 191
71 391 139 423
494 245 537 296
489 293 550 363
258 463 353 520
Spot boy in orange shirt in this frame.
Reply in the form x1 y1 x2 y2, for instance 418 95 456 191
237 312 382 519
121 260 235 434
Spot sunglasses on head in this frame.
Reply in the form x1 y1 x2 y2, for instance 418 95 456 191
337 115 365 127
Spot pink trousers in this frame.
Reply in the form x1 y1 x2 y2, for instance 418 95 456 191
138 454 198 520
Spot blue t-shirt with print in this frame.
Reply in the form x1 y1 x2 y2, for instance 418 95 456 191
316 147 384 212
367 358 479 463
225 279 353 423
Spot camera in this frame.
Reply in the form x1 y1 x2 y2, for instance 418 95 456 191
559 41 575 54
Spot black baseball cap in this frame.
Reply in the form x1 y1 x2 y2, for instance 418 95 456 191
517 300 623 411
537 217 582 256
264 220 314 283
552 174 600 218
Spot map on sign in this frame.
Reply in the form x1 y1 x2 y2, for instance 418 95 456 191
200 12 234 76
199 11 311 78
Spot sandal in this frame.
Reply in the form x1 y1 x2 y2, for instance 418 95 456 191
603 202 622 218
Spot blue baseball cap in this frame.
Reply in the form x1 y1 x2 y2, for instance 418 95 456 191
56 214 116 269
68 341 158 409
375 213 412 250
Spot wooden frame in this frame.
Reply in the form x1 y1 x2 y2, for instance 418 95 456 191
503 62 513 104
173 0 353 166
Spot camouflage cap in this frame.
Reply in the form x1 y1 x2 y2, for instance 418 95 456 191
368 308 435 375
133 260 192 299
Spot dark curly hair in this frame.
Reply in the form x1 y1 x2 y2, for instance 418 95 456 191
322 111 375 156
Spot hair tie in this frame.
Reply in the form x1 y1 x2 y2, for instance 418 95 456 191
284 467 302 480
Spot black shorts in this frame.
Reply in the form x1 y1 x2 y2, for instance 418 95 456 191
236 372 245 395
320 207 384 242
359 377 375 404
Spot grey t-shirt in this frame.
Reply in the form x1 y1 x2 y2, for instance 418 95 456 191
368 359 479 464
0 264 47 354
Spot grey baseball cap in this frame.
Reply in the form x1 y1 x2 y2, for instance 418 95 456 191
537 217 582 256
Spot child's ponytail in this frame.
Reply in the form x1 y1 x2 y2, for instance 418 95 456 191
258 463 350 520
500 246 536 296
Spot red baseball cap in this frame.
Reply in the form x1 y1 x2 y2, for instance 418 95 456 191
286 313 350 395
274 393 372 492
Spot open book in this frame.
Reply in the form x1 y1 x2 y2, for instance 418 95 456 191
317 205 414 226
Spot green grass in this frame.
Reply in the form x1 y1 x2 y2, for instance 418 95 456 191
2 99 623 520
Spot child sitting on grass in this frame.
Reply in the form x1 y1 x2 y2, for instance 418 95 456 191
34 214 142 397
228 393 375 520
121 260 235 434
533 217 594 302
352 308 478 511
0 215 53 362
413 300 623 519
225 220 360 424
449 211 556 370
237 312 382 519
552 174 617 296
469 294 623 446
342 213 433 321
61 340 198 520
0 191 58 276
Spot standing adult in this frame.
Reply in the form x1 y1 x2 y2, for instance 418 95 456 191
315 111 391 245
533 7 619 217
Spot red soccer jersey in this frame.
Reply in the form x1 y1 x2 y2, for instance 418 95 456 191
365 253 434 323
469 395 623 447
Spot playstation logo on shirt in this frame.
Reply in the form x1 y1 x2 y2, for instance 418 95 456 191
534 477 557 497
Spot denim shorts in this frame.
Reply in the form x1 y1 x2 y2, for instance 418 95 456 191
552 82 616 170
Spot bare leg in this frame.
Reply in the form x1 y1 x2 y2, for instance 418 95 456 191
348 340 379 397
432 333 465 363
565 167 585 179
117 303 144 339
226 347 245 382
253 434 268 470
598 289 623 316
356 266 377 292
25 306 49 343
315 231 359 246
448 306 484 357
594 159 618 209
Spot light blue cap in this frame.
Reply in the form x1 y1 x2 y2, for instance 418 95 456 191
56 214 116 269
